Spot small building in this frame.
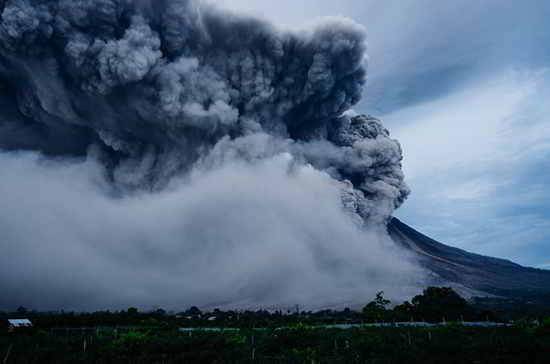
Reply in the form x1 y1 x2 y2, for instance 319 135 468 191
0 319 33 333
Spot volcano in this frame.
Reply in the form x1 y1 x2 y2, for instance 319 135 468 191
0 0 547 311
389 218 550 299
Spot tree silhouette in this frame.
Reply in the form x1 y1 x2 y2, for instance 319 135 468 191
363 291 391 322
411 287 471 322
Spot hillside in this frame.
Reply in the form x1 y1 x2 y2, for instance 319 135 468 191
388 218 550 299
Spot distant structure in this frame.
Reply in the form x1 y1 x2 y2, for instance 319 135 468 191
0 319 33 333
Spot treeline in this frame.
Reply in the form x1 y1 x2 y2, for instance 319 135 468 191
1 287 507 329
362 287 499 323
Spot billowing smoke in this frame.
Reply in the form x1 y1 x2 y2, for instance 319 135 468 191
0 0 420 310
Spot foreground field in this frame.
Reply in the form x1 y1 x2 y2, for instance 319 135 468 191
2 288 548 363
2 324 550 364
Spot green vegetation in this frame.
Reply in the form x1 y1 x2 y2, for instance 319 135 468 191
1 287 549 363
1 325 550 363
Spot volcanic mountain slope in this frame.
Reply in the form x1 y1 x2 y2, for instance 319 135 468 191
388 218 550 299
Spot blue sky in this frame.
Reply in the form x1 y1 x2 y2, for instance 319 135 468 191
213 0 550 268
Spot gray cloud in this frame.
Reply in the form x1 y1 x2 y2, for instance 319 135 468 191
0 151 422 311
0 0 366 185
0 0 420 310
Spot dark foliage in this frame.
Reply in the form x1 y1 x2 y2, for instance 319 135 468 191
1 325 550 363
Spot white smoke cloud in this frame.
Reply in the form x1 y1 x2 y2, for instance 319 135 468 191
0 150 422 310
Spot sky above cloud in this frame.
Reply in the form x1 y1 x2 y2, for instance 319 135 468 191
212 0 550 267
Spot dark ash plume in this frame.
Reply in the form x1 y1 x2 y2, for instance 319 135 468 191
0 0 408 222
0 0 418 310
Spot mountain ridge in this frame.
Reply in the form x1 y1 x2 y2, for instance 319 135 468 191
388 217 550 299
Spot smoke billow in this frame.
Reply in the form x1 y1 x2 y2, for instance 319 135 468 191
0 0 420 310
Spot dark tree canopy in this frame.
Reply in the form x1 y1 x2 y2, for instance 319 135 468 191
411 287 471 322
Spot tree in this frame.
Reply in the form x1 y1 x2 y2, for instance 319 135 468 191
16 306 28 315
393 301 414 321
363 291 391 322
411 287 471 322
187 306 202 316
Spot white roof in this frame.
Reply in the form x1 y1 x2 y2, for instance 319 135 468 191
7 319 32 327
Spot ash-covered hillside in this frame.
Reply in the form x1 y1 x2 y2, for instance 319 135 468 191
389 217 550 299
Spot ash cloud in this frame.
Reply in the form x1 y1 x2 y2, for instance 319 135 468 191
0 0 420 310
